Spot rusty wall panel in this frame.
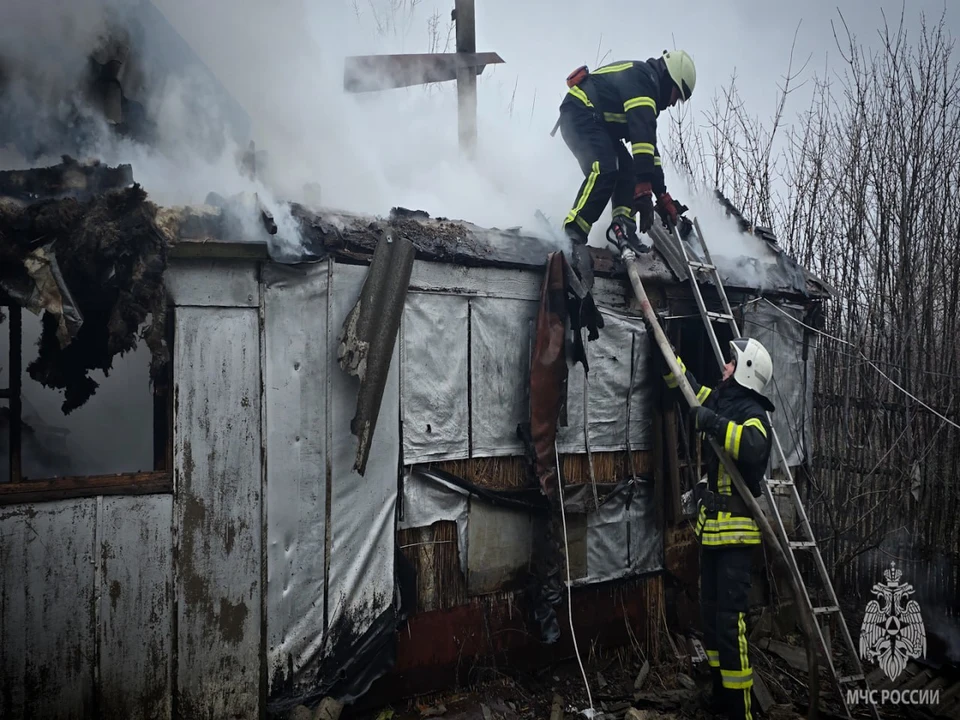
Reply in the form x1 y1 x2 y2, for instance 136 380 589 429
262 263 329 692
0 500 97 719
326 263 398 648
98 495 173 720
174 307 262 719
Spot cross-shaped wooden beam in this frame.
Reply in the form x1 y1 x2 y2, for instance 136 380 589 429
342 0 504 156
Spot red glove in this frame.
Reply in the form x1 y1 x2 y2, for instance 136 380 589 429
656 192 679 225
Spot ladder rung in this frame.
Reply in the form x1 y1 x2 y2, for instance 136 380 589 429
813 605 840 615
766 478 794 487
688 260 716 271
839 674 865 685
789 541 817 549
705 311 735 321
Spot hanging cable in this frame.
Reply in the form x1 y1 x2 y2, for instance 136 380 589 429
554 442 595 716
761 298 960 431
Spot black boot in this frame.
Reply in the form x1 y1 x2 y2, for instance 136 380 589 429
698 667 726 716
563 224 594 292
606 215 650 255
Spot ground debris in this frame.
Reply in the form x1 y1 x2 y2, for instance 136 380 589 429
0 167 170 412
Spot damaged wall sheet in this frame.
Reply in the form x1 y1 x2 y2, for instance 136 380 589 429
401 293 470 463
470 296 541 457
263 262 329 694
569 479 663 585
324 262 399 700
557 309 654 453
400 470 662 589
398 468 469 575
742 302 813 469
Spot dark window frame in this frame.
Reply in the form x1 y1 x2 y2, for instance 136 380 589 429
0 301 173 505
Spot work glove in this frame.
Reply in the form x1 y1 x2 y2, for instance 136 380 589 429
662 355 686 388
655 192 681 226
633 182 654 232
692 405 728 439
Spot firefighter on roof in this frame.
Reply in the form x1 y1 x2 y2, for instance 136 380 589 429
556 50 696 287
663 338 775 720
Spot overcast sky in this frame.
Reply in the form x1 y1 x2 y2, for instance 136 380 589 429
146 0 957 241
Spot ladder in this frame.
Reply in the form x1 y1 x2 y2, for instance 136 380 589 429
668 217 879 720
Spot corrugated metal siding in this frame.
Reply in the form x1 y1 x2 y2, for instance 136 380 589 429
0 500 97 719
263 263 330 692
174 307 263 719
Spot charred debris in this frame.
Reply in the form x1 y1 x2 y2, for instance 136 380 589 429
0 157 680 416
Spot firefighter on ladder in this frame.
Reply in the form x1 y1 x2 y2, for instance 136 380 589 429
554 50 696 288
663 338 775 720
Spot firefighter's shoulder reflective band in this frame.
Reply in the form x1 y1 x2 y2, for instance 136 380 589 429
568 86 593 107
592 62 633 74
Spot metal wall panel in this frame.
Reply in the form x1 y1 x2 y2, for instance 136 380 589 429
469 297 539 457
262 263 329 692
326 263 398 644
174 307 262 719
0 500 97 719
401 293 470 463
165 259 260 307
98 495 173 720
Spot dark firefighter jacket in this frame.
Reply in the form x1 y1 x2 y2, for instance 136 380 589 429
665 359 775 547
560 58 668 195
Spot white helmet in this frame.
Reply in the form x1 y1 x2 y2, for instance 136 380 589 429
729 338 772 394
662 49 697 101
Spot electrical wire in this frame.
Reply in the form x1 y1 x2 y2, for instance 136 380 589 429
761 298 960 431
554 442 595 717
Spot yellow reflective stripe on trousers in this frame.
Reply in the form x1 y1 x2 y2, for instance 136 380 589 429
654 155 662 167
743 417 767 437
603 112 627 123
697 386 711 403
724 421 744 459
632 142 655 156
706 649 720 668
568 86 593 107
721 614 754 689
592 62 633 74
565 161 600 231
624 96 657 113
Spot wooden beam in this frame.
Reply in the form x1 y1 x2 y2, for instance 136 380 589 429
0 471 172 506
455 0 478 157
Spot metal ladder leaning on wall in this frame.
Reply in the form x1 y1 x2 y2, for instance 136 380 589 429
667 217 880 720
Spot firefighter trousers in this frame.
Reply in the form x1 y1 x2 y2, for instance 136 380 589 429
701 545 754 720
558 101 635 240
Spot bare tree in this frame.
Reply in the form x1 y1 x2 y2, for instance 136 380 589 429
667 9 960 601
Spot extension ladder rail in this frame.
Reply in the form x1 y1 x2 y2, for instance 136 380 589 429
669 218 879 720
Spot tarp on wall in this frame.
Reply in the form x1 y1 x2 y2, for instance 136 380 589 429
742 301 814 469
399 468 663 588
400 294 654 464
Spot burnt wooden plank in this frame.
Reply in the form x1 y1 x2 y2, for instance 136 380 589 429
0 471 171 506
174 307 262 719
98 495 173 720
